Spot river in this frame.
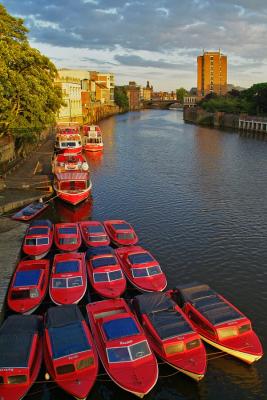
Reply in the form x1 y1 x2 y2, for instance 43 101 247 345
32 110 267 399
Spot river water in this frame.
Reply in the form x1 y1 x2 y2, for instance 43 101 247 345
32 110 267 399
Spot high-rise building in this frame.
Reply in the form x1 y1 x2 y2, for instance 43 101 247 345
197 50 227 97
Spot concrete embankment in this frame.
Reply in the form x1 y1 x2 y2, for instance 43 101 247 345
0 218 26 322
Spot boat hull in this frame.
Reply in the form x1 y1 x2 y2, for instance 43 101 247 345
55 146 82 155
84 144 103 152
55 185 92 205
200 334 263 364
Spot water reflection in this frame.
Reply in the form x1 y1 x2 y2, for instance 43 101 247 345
54 197 93 222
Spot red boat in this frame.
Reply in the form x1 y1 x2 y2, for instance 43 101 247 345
170 283 263 364
0 315 42 400
52 153 89 174
22 219 54 259
86 246 126 298
44 305 98 400
7 259 50 314
12 200 49 221
79 220 110 247
103 220 138 246
115 246 167 292
55 133 82 155
53 170 92 205
83 125 103 152
54 222 81 252
133 292 206 381
49 252 87 305
56 122 80 135
86 298 158 398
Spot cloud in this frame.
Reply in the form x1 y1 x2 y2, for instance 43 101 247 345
114 55 190 70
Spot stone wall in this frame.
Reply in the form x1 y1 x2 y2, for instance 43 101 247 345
183 107 240 130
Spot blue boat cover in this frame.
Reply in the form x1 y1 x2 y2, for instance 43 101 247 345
87 225 105 233
0 315 41 368
91 256 117 269
86 246 114 260
177 282 242 325
58 227 77 235
49 322 90 359
46 305 90 359
134 292 193 340
112 223 131 230
30 219 52 228
56 260 79 273
103 317 140 340
28 227 48 235
128 253 154 264
14 269 41 287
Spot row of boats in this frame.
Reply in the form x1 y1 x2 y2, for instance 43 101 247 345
1 218 263 400
52 123 103 206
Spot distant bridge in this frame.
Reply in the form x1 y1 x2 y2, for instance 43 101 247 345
143 100 183 110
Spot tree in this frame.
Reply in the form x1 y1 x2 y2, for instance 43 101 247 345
176 87 188 104
0 5 63 154
114 86 129 111
241 83 267 114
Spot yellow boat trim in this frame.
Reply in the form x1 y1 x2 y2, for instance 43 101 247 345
166 361 205 381
200 335 262 364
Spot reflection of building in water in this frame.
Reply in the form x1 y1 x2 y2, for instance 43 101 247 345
55 198 93 222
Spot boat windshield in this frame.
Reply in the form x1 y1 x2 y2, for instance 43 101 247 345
93 270 122 283
128 253 154 264
89 235 108 242
132 265 162 278
117 233 135 240
59 238 78 245
25 237 49 245
60 142 78 148
107 340 151 363
52 276 83 288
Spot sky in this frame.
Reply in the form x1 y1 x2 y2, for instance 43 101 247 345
2 0 267 91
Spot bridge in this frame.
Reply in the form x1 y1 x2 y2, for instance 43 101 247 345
143 100 183 110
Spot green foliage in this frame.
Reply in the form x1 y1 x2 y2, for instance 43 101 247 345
198 83 267 115
114 86 129 111
176 87 188 104
0 5 63 153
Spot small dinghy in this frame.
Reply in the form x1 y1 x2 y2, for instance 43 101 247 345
44 305 98 400
115 246 167 292
86 246 126 298
86 298 158 398
0 314 42 400
133 292 206 381
7 259 50 314
54 222 81 252
79 220 110 247
22 219 54 259
12 200 49 221
49 252 87 305
103 220 138 247
170 282 263 364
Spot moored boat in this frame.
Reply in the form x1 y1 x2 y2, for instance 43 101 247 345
53 171 92 205
79 220 110 247
12 200 49 221
49 252 87 305
44 305 98 400
55 133 82 155
170 282 263 364
22 219 53 259
103 219 138 246
133 292 206 381
86 246 126 298
86 298 158 398
115 246 167 292
0 315 42 400
54 222 81 252
7 259 50 314
83 125 103 152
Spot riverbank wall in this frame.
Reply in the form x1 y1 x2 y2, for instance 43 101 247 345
183 107 240 129
0 218 26 322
